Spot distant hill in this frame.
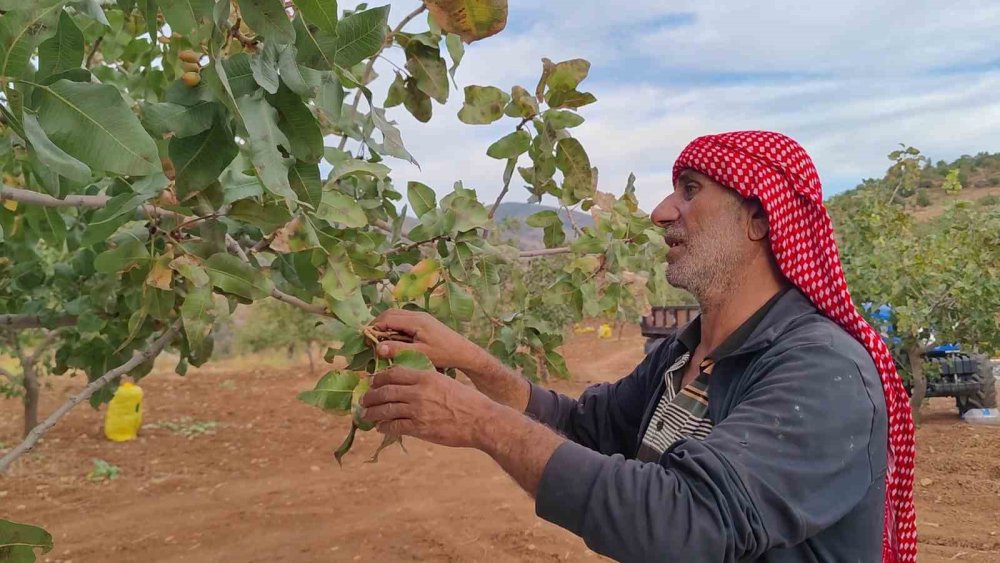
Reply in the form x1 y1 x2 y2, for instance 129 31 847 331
831 151 1000 221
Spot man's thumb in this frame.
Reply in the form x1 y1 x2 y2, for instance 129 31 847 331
376 340 416 359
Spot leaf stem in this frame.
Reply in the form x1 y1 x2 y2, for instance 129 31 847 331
85 35 104 68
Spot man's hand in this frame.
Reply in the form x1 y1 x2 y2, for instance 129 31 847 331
360 365 498 449
371 309 486 372
360 365 565 496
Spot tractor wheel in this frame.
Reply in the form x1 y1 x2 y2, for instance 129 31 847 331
957 355 997 415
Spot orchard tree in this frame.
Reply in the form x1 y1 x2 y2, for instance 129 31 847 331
829 148 1000 422
0 0 668 471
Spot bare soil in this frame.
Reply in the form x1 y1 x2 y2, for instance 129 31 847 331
2 325 998 562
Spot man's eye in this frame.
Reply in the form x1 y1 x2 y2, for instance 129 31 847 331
684 183 698 199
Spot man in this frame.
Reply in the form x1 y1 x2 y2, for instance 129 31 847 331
361 131 917 562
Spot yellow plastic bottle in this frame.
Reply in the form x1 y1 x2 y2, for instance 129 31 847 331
104 382 144 442
597 324 613 339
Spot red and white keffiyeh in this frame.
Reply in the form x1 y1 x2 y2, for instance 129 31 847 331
673 131 917 562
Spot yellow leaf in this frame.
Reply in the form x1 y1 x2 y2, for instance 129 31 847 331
2 199 16 211
424 0 507 43
146 253 174 290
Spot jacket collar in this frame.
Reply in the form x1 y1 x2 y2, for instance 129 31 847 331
673 287 818 361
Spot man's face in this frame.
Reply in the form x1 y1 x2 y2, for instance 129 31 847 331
649 169 753 299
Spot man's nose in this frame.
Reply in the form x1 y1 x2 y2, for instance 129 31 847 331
650 191 680 228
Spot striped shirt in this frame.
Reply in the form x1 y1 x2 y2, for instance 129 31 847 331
636 352 716 462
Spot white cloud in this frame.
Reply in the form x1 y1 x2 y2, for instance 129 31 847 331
366 0 1000 213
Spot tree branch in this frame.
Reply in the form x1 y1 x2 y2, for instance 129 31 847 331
0 314 77 330
337 4 427 151
0 322 180 474
1 185 185 221
518 247 572 258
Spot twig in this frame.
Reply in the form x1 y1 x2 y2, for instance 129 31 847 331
488 176 513 220
387 234 447 256
85 35 104 68
0 322 181 474
337 4 427 151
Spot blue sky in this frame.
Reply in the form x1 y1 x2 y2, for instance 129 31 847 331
366 0 1000 212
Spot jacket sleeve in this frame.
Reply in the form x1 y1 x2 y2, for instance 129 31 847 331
523 341 665 456
533 343 887 562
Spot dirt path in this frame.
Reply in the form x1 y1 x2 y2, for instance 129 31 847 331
1 325 998 562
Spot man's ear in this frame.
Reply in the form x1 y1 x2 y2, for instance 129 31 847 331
746 199 769 242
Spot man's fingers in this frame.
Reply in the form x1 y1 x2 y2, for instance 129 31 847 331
362 402 414 423
371 308 424 335
369 366 425 388
360 383 414 408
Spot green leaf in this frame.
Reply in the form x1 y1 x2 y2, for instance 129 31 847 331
22 111 91 182
445 33 464 78
205 253 275 300
545 58 590 91
37 10 83 81
24 205 67 246
326 159 390 184
140 101 218 138
555 138 594 204
236 91 296 201
504 85 537 118
31 80 160 176
295 0 338 34
328 5 389 69
161 0 213 38
316 191 367 228
542 108 584 129
181 284 215 361
320 257 360 301
0 518 54 562
385 73 406 107
370 107 417 164
80 192 145 247
445 281 474 321
525 210 560 228
221 161 265 203
237 0 296 44
249 41 281 95
267 83 323 163
407 181 436 218
314 70 344 122
0 0 65 80
329 290 372 327
401 78 432 123
219 54 259 98
423 0 507 43
228 198 292 231
393 349 434 370
486 130 530 160
138 0 159 38
277 44 313 97
405 44 449 104
298 370 360 412
169 255 210 286
292 13 337 70
334 422 358 465
170 118 238 199
546 89 596 109
289 160 322 209
94 237 150 273
457 85 509 125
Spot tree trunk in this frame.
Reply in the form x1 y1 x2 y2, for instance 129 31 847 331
907 343 926 425
22 362 39 438
306 341 316 375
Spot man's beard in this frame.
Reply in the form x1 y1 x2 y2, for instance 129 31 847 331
665 222 746 304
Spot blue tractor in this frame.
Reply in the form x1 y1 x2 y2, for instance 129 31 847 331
641 304 996 415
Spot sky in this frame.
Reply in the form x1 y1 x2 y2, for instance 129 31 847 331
361 0 1000 212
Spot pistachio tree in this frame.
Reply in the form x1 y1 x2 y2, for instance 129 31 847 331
0 0 667 469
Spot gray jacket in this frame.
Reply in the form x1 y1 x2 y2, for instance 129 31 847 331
526 288 888 562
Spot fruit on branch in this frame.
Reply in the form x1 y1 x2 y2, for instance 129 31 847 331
178 50 200 63
181 71 201 87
